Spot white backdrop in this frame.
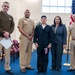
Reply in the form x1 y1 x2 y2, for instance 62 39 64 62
0 0 70 41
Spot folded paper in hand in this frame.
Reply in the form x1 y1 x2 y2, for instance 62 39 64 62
0 38 13 49
44 48 48 54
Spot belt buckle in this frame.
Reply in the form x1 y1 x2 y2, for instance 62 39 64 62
29 34 31 36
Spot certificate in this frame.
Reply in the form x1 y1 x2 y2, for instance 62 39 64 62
0 38 13 49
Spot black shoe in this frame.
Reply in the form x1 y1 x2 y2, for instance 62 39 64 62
50 67 56 70
56 68 61 72
21 68 26 73
67 69 75 72
6 70 13 74
25 67 34 70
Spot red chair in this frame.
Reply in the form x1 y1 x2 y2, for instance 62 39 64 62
11 40 19 62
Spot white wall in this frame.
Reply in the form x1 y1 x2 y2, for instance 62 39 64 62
0 0 70 41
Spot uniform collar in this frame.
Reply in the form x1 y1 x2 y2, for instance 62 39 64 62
23 17 30 20
1 11 7 15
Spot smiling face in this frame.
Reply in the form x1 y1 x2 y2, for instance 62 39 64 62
54 16 60 24
41 17 47 24
24 9 30 18
54 16 62 25
2 2 9 13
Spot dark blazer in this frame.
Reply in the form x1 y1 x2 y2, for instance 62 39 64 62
34 24 53 45
51 24 67 45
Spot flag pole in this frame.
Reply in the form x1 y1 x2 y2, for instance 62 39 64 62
63 33 70 66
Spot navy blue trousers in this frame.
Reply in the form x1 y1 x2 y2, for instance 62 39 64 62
51 43 63 68
37 44 49 72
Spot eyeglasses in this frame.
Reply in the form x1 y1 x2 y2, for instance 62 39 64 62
3 5 9 8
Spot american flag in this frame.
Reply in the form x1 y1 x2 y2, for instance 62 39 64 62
70 0 75 25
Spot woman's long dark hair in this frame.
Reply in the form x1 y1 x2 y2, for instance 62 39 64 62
53 16 63 26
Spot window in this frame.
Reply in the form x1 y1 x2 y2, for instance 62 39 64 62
42 0 72 13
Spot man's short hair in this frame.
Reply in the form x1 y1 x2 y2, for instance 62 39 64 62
3 1 9 4
41 15 47 18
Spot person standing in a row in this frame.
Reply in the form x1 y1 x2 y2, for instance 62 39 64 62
18 9 34 73
68 14 75 72
34 15 53 73
50 16 67 72
0 1 14 74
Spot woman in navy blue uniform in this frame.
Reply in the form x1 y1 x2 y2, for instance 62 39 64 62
34 15 53 73
50 16 67 71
